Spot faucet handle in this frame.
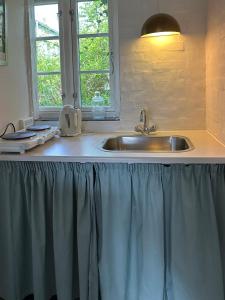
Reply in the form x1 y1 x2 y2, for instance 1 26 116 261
146 124 157 134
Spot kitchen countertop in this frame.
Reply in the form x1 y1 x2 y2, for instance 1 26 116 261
0 130 225 164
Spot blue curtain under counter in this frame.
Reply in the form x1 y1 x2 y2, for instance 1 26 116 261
0 162 98 300
0 162 225 300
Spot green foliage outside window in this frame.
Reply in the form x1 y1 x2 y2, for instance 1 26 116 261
37 40 62 107
36 0 111 108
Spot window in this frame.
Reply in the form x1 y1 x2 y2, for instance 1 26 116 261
34 3 62 108
30 0 119 120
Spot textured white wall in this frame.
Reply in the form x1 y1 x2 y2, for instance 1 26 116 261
0 0 30 131
206 0 225 143
118 0 207 131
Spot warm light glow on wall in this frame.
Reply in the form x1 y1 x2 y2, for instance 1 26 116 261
146 34 182 47
142 31 180 38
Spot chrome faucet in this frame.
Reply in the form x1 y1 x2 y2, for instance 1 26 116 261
135 108 157 135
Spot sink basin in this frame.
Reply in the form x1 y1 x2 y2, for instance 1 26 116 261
101 135 194 152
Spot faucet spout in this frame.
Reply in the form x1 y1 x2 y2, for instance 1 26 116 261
140 109 148 131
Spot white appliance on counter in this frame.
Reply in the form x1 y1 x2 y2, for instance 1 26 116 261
59 105 82 137
0 126 59 154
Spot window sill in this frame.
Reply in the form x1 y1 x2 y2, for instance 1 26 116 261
37 109 120 122
36 116 120 122
35 117 120 122
83 116 120 121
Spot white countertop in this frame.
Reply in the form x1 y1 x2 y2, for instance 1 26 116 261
0 130 225 164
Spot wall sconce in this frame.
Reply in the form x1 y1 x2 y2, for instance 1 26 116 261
141 13 181 37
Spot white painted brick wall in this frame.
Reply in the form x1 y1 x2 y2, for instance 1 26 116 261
0 0 30 130
206 0 225 144
118 0 207 131
84 0 207 132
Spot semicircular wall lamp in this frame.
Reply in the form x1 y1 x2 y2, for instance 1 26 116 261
141 10 181 38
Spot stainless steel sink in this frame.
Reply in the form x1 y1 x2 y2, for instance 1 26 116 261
101 135 194 152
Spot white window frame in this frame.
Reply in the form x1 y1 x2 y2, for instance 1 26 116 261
29 0 120 121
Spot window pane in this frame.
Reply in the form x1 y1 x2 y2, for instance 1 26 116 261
79 37 110 71
78 0 109 34
35 4 59 37
80 73 111 107
36 40 61 72
37 74 62 107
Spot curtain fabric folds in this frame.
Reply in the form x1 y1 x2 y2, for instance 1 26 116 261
95 164 225 300
0 162 225 300
0 162 98 300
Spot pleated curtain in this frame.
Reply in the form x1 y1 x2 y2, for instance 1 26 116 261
95 164 224 300
0 162 98 300
0 162 225 300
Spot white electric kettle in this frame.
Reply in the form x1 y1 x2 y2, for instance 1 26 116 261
59 105 82 137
